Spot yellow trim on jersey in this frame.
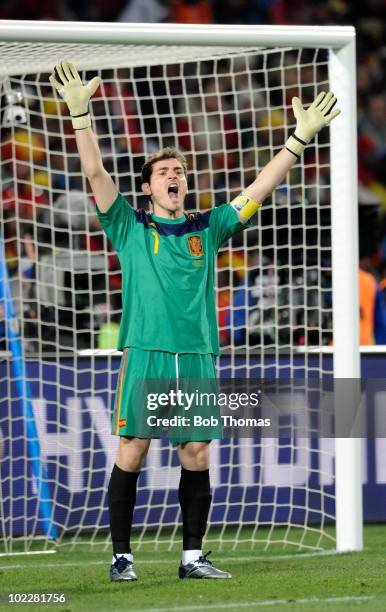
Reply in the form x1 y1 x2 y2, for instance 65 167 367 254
231 192 261 220
151 230 159 254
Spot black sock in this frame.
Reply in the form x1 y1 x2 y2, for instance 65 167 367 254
178 467 212 550
108 464 140 554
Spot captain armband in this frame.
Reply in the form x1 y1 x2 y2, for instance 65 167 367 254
231 192 262 221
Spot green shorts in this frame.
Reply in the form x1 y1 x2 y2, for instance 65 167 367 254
112 347 222 443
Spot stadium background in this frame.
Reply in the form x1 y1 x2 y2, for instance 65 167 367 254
1 0 385 353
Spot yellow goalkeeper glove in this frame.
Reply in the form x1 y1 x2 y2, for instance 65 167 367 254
49 60 101 130
285 91 341 158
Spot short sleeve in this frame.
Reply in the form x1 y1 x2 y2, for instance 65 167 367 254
208 203 251 252
96 192 136 252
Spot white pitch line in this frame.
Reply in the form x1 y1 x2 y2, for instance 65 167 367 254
0 548 348 571
130 596 377 612
0 549 56 558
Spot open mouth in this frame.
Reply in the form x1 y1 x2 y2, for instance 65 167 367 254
168 183 179 200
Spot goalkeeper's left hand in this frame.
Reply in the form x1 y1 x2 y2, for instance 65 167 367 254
285 91 341 158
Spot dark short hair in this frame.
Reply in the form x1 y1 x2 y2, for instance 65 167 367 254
141 147 188 184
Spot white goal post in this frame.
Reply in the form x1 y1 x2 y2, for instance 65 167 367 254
0 21 361 553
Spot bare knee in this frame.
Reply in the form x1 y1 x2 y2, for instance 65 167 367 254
116 437 150 472
177 441 210 471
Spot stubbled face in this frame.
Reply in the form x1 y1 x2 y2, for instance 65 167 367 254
142 158 188 218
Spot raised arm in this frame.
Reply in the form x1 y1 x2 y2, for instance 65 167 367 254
50 60 117 213
231 92 341 223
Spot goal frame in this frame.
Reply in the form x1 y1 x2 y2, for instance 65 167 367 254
0 20 361 552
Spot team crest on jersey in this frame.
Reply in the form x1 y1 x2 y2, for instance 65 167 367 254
187 235 204 257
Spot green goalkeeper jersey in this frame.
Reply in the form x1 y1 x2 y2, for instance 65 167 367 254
97 193 249 355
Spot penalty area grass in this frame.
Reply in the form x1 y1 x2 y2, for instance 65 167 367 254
0 525 386 611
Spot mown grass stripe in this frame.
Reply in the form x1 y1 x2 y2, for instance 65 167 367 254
131 596 378 612
0 548 357 570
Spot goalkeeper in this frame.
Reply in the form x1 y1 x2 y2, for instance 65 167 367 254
50 60 340 582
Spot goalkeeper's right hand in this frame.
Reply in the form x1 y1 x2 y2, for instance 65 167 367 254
285 91 341 158
49 60 101 130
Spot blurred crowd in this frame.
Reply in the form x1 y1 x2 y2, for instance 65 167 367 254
0 0 385 351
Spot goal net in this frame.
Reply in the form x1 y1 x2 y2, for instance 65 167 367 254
0 22 360 554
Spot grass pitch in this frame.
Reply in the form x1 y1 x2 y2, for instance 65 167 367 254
1 525 386 611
